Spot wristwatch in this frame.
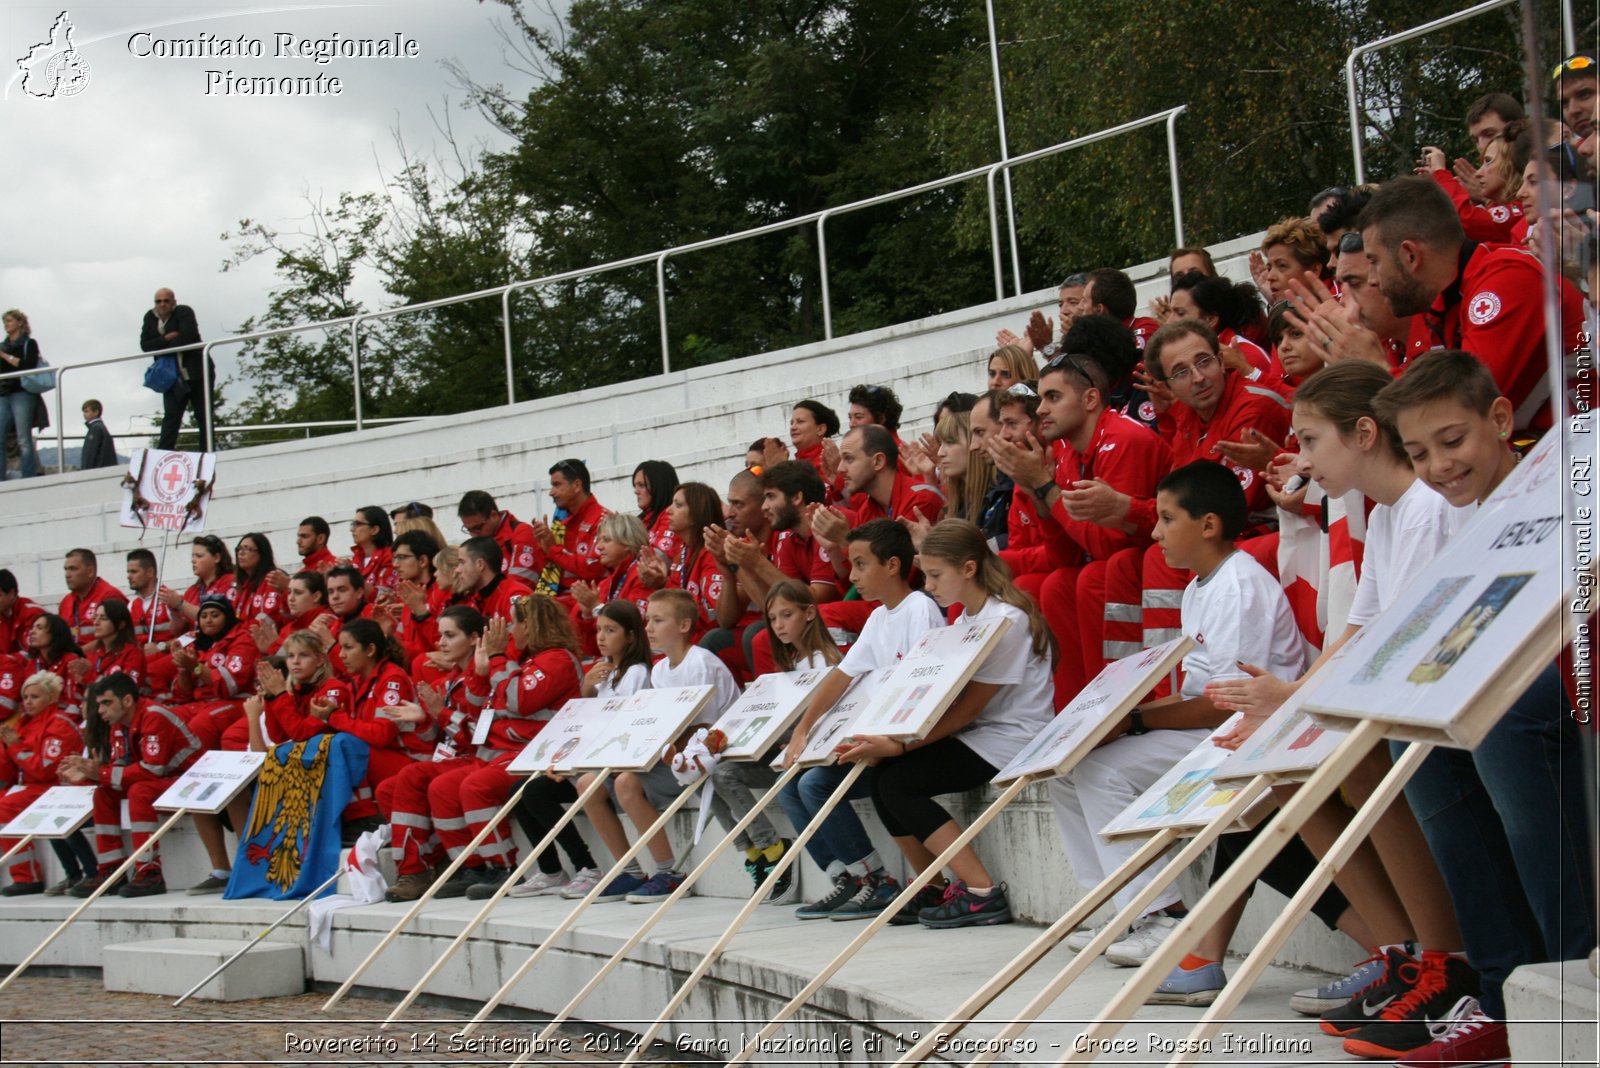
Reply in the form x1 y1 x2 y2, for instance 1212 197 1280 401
1032 480 1056 503
1125 708 1150 736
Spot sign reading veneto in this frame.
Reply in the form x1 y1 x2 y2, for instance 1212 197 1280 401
574 686 714 772
716 667 830 760
778 670 881 769
1 786 96 838
506 698 621 775
153 750 266 813
1305 432 1578 748
119 448 216 532
1099 715 1271 840
843 617 1010 741
993 636 1193 784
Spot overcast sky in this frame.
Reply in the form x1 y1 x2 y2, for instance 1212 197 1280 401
1 0 556 448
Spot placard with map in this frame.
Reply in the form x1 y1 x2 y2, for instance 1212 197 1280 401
1305 432 1576 748
715 666 831 760
842 617 1009 742
1099 715 1273 840
153 751 267 814
570 686 714 772
0 786 96 838
774 670 881 769
992 636 1193 785
507 697 623 775
1210 633 1364 786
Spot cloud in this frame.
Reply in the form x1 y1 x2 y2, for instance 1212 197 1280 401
2 0 550 446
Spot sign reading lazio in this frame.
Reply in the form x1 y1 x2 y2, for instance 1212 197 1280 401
507 697 621 775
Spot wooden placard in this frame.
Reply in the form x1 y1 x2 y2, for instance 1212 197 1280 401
0 786 96 838
570 685 713 772
715 666 830 760
1098 715 1273 840
992 636 1193 785
776 670 881 769
843 617 1009 741
506 697 620 775
153 750 266 813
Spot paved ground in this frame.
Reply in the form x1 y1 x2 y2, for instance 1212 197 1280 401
0 975 695 1067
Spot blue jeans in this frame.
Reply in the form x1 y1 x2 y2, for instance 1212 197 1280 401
1398 663 1595 1016
778 763 878 876
0 391 39 479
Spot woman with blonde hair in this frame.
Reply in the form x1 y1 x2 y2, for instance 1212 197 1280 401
0 309 45 481
986 344 1037 391
932 410 1007 545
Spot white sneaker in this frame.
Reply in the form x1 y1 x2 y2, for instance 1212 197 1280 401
1066 921 1113 954
559 867 603 899
1106 911 1180 967
508 869 569 898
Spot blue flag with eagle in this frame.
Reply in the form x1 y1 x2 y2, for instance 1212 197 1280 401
224 733 369 900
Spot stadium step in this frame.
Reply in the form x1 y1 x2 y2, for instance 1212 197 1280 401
104 936 305 1001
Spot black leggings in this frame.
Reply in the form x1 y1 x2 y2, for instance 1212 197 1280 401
1212 821 1350 930
871 736 997 841
514 776 597 874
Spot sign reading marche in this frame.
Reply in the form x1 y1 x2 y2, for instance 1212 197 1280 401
154 751 266 813
994 635 1193 783
715 668 830 759
844 617 1010 740
1 786 96 837
1306 432 1579 748
507 698 621 775
780 670 881 768
1210 634 1365 786
574 687 714 772
1099 715 1271 840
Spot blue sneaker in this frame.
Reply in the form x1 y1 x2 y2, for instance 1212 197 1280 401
1146 961 1227 1006
1292 953 1389 1015
593 871 647 903
828 871 900 921
625 870 686 903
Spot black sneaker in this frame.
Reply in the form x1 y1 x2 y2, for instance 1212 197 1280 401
70 869 125 898
918 881 1015 929
795 871 858 920
749 839 796 905
117 869 168 898
1320 944 1419 1036
1343 954 1481 1059
828 871 900 921
0 880 44 897
887 883 946 926
464 868 515 900
435 865 495 899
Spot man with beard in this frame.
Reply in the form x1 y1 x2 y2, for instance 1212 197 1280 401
1358 176 1583 431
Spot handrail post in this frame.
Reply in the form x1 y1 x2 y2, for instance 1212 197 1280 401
1165 107 1186 247
986 165 1005 301
1346 47 1367 185
200 341 215 454
986 0 1021 299
52 367 65 475
501 287 516 405
656 252 671 375
349 320 364 432
817 211 834 341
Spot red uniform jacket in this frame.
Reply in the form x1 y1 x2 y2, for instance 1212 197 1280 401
0 597 45 656
1430 170 1525 244
263 677 353 744
465 647 582 760
130 593 187 645
301 547 338 574
772 528 843 594
351 545 395 596
184 574 236 615
0 654 25 716
544 496 609 588
472 575 535 628
394 583 450 666
5 706 82 785
1041 408 1174 563
231 576 289 626
1163 371 1293 513
491 511 545 585
646 509 679 558
85 642 146 691
101 700 203 790
58 578 127 647
573 560 653 657
337 661 417 757
673 544 724 630
845 471 946 526
178 627 260 703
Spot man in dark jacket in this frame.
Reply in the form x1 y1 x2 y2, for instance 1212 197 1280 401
80 399 117 469
141 288 212 451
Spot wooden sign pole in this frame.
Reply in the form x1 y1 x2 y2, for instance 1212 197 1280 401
958 775 1272 1068
459 773 710 1036
615 760 868 1068
381 770 614 1026
723 775 1035 1067
1042 720 1383 1068
321 774 539 1011
0 809 185 994
1162 743 1432 1068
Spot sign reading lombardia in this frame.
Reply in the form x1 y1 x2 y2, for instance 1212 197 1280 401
1306 431 1581 748
715 667 830 760
572 686 714 773
153 750 266 814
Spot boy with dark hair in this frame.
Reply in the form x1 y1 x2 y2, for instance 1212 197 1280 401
80 400 117 470
778 519 945 920
1055 460 1304 966
297 517 336 573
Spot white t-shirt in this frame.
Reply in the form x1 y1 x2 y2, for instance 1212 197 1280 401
651 645 741 722
837 592 946 678
953 598 1056 768
1347 479 1470 626
595 662 649 699
1180 550 1306 698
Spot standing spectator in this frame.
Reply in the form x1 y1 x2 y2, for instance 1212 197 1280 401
1466 92 1524 153
141 288 210 451
0 309 44 481
79 400 118 470
1556 51 1597 142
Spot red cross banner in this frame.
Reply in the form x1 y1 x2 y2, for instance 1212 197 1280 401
118 448 218 532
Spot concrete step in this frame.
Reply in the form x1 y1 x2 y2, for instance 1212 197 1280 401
1504 956 1598 1067
103 936 305 1001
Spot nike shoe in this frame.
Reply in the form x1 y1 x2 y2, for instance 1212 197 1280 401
795 871 858 920
1393 996 1509 1068
1344 953 1481 1059
917 881 1014 929
1292 953 1390 1015
1320 945 1420 1036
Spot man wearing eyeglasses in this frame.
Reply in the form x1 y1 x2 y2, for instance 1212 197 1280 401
140 288 210 451
458 490 543 585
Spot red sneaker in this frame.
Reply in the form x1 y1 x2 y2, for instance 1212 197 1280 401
1394 996 1509 1068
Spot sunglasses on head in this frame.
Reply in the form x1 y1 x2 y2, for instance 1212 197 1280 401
1553 54 1595 79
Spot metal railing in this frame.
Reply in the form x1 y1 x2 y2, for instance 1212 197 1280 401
1 107 1188 480
1345 0 1518 185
